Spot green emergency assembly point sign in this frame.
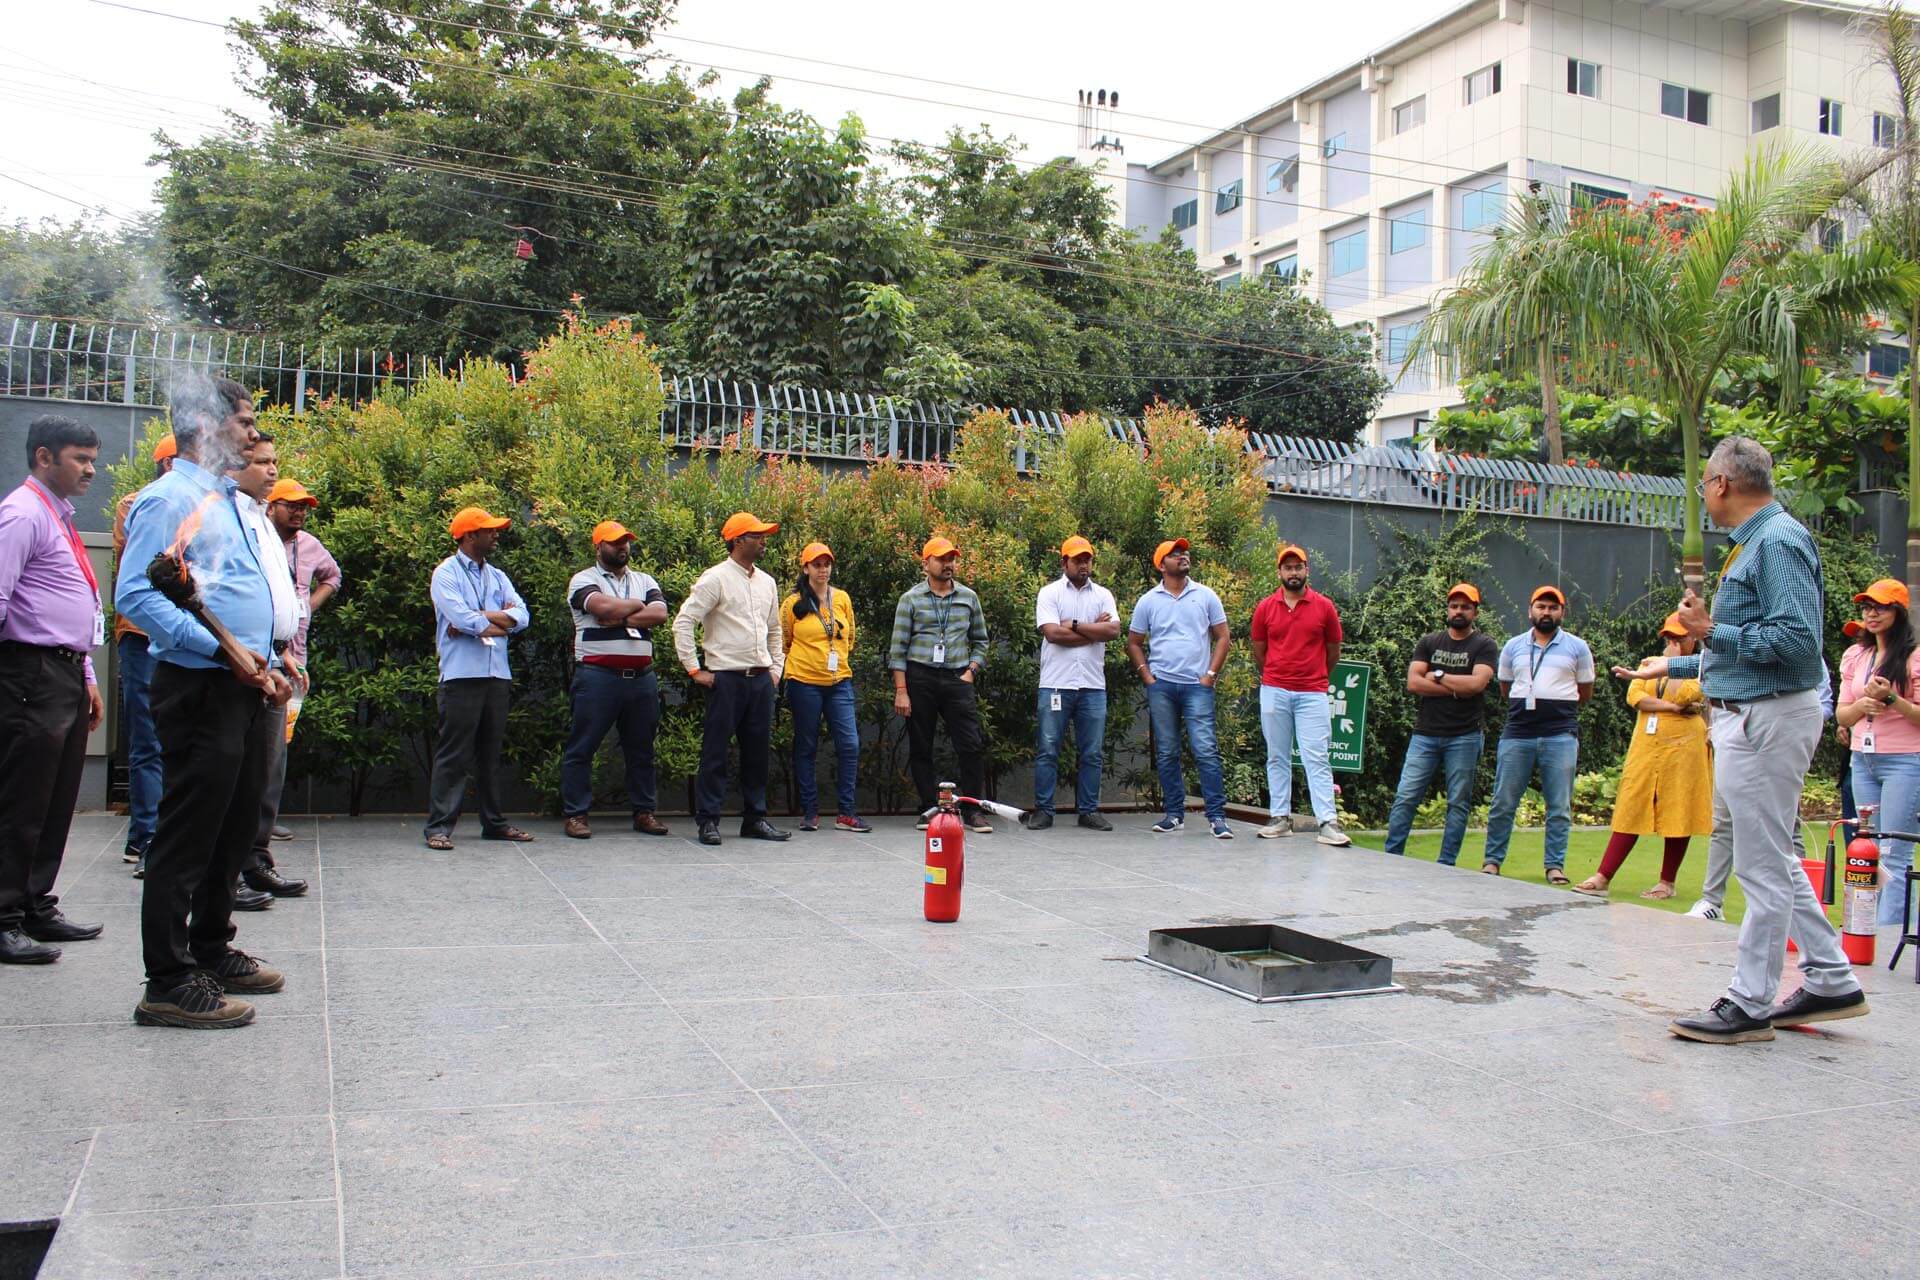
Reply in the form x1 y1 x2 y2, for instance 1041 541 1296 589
1289 660 1371 774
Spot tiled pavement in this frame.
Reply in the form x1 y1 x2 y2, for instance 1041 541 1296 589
5 811 1915 1278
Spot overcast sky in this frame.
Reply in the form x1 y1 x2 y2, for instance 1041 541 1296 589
2 0 1444 226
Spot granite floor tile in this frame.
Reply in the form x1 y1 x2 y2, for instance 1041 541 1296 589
324 941 654 1012
568 893 847 943
0 1129 92 1220
849 922 1146 990
620 934 945 1003
322 895 600 950
38 1197 339 1280
71 1116 335 1214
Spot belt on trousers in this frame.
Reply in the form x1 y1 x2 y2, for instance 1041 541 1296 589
0 639 86 667
1708 690 1787 711
717 666 771 678
577 662 651 680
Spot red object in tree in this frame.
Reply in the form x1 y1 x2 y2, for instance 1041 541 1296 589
923 783 966 922
514 238 535 260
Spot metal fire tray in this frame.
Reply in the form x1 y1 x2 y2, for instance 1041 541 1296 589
1139 924 1400 1002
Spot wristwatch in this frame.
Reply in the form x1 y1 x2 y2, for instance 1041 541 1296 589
1069 619 1080 633
1433 670 1447 682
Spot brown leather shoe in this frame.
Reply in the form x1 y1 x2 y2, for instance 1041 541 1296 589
564 816 592 840
633 813 670 836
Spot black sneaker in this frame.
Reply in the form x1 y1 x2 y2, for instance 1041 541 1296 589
1024 811 1054 831
1670 997 1774 1044
135 973 255 1029
1768 987 1868 1028
123 843 142 864
207 948 285 994
1077 812 1113 831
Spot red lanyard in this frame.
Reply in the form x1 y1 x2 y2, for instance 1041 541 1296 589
27 482 98 600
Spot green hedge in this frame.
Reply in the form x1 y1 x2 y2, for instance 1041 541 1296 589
109 317 1887 820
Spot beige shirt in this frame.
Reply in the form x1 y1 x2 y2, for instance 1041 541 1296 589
672 557 784 673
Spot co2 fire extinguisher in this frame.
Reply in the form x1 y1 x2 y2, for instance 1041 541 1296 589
923 782 966 923
1841 835 1882 967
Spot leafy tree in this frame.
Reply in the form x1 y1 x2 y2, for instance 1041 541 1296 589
0 216 174 324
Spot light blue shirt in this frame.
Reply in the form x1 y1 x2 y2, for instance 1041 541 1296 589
115 457 276 671
1127 580 1227 685
431 550 528 682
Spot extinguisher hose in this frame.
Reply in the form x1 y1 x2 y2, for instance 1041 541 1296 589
1823 820 1841 908
918 796 1030 824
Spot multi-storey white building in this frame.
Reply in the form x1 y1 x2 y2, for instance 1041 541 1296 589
1086 0 1909 443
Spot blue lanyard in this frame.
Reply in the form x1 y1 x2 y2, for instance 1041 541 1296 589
1527 635 1558 687
461 560 492 614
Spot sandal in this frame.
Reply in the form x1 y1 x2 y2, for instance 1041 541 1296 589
1481 862 1501 875
424 834 453 851
1545 868 1571 886
484 826 536 843
1571 876 1610 897
1640 883 1676 900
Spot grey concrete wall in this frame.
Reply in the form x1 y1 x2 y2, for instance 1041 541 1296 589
0 396 166 533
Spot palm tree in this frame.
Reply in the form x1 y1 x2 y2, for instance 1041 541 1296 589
1419 143 1918 591
1855 1 1920 598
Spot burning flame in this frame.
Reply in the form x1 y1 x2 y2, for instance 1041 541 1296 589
166 493 220 560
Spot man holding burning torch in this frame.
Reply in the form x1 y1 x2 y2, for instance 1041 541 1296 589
116 376 291 1029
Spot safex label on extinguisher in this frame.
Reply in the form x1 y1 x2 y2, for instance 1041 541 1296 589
1844 855 1880 935
924 865 948 885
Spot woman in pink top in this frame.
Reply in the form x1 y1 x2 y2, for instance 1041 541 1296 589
1835 578 1920 928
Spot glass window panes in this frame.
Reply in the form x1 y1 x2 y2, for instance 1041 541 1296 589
1215 273 1242 291
1464 63 1502 105
1386 322 1420 367
1323 132 1348 158
1215 180 1243 216
1752 94 1781 133
1389 209 1428 254
1875 112 1903 148
1460 185 1503 231
1661 83 1709 125
1265 156 1300 193
1817 219 1844 253
1566 59 1600 99
1571 181 1628 211
1262 254 1298 282
1393 96 1427 134
1870 343 1911 380
1171 199 1198 231
1819 99 1843 136
1328 229 1367 277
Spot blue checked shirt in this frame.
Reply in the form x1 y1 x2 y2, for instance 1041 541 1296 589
1666 501 1822 701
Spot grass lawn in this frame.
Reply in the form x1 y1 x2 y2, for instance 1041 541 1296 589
1350 824 1846 928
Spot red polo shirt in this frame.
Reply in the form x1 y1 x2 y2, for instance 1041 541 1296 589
1251 587 1342 691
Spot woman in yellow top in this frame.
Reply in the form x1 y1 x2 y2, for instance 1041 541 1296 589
781 542 869 832
1572 612 1713 899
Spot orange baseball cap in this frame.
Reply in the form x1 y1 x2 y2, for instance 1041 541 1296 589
152 434 177 462
267 479 317 507
449 506 511 539
721 512 779 540
591 520 636 546
1855 579 1910 608
1277 543 1309 566
922 535 959 560
1531 585 1566 606
799 541 834 566
1659 611 1688 639
1060 535 1094 558
1844 619 1866 639
1446 582 1481 604
1153 537 1191 569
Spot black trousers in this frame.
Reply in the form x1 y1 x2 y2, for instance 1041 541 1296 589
694 669 774 825
141 662 275 986
0 645 88 932
904 662 985 815
560 665 660 817
425 677 512 837
244 702 288 873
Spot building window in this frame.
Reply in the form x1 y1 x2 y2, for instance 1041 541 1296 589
1875 111 1902 148
1393 96 1427 134
1323 132 1348 158
1460 185 1504 231
1571 181 1629 211
1262 254 1299 283
1389 209 1428 254
1567 59 1601 99
1265 155 1300 193
1328 228 1368 277
1215 273 1243 291
1819 98 1844 136
1215 180 1244 216
1386 321 1421 368
1751 94 1781 133
1870 342 1911 380
1661 82 1710 125
1171 199 1198 231
1464 63 1502 105
1817 219 1844 253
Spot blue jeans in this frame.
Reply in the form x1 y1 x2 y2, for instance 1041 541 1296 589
1849 750 1920 927
1384 731 1484 864
1147 681 1226 823
1034 687 1107 815
1258 686 1336 824
1483 733 1579 870
118 633 163 854
787 679 860 818
560 665 660 818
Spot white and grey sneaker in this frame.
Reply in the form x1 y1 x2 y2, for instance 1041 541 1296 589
1257 819 1292 839
1316 821 1352 847
1684 899 1724 921
1150 816 1184 834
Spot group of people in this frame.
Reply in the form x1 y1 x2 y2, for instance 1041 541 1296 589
0 401 1880 1044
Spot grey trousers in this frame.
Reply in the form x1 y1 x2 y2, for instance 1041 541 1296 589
425 678 512 838
1711 689 1858 1018
245 703 288 874
1698 762 1811 910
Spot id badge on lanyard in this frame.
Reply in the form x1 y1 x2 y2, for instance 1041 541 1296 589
824 586 839 671
1524 636 1556 712
1860 719 1878 754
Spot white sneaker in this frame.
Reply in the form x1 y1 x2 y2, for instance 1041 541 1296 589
1258 820 1292 839
1684 899 1723 921
1316 822 1352 847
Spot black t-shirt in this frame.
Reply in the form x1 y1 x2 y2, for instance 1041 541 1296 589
1411 630 1500 737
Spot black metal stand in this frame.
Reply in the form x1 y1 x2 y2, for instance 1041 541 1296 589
1871 823 1920 983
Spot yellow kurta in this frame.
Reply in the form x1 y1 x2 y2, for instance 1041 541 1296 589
1609 677 1714 836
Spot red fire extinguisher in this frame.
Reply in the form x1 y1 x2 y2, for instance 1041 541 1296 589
1841 835 1881 966
924 781 965 922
